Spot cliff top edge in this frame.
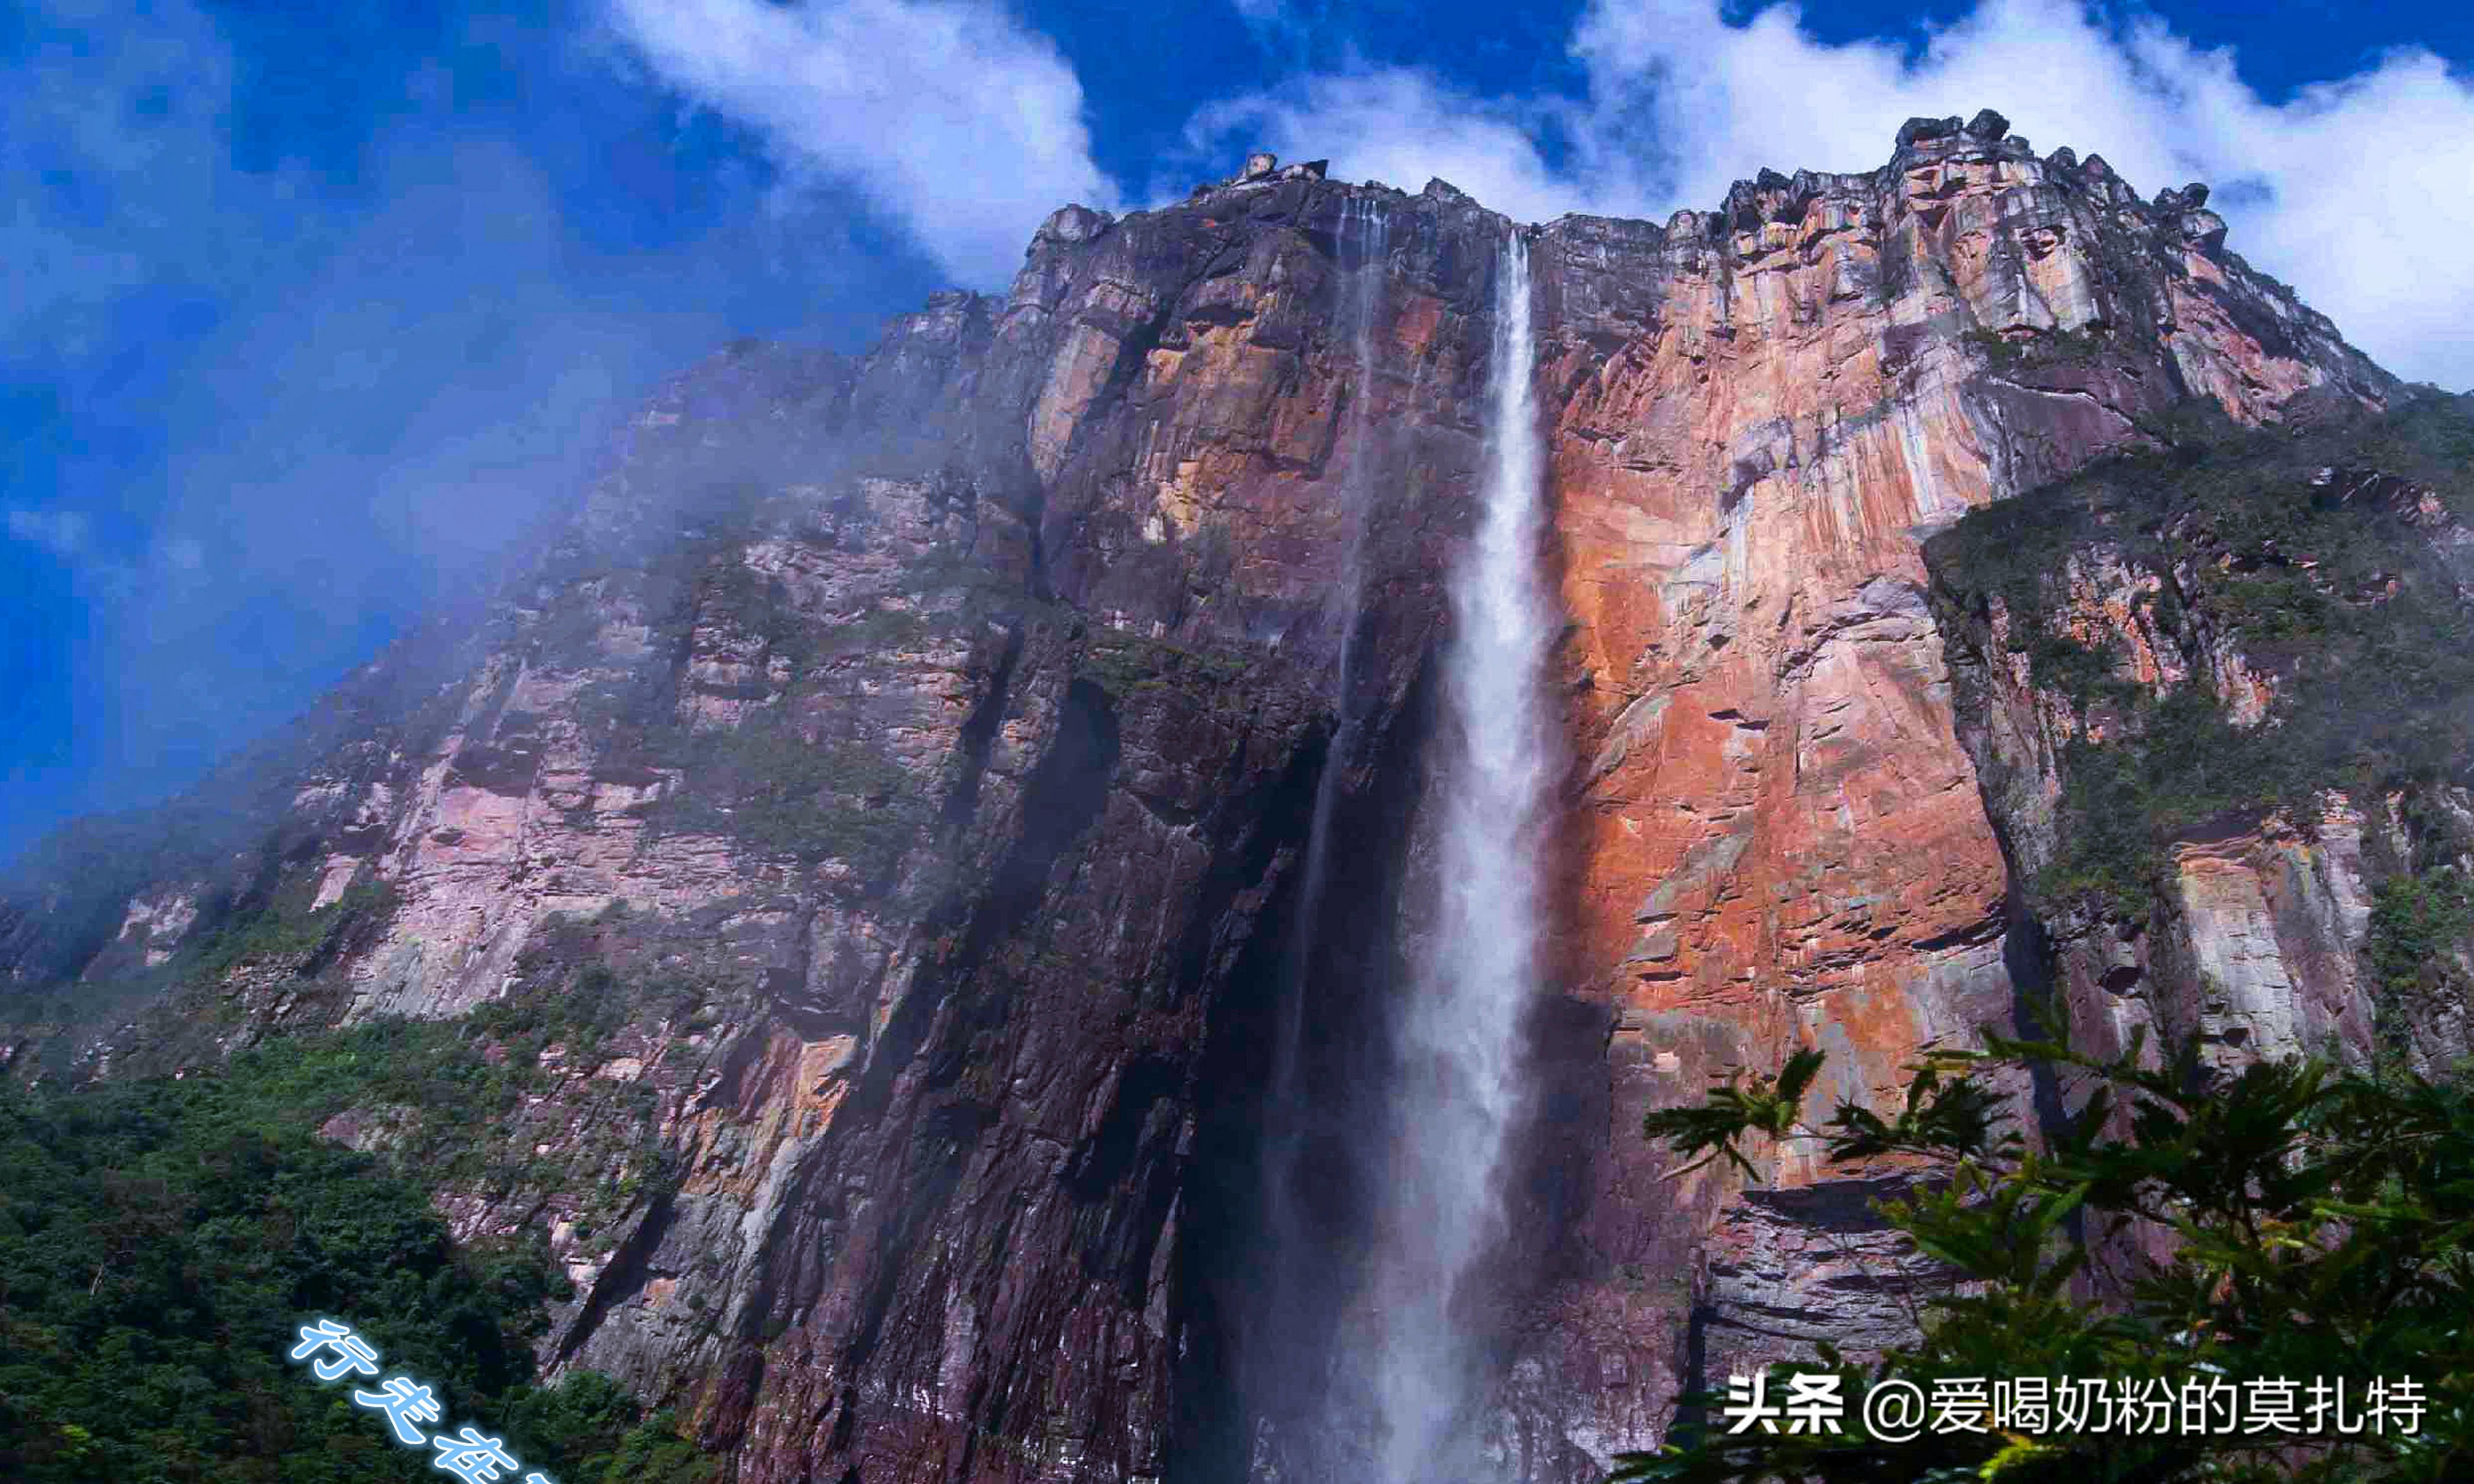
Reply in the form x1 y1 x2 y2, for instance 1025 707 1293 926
1024 105 2218 261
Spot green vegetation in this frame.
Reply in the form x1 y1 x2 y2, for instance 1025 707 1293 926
2032 689 2299 917
0 1065 714 1483
4 870 409 1085
1964 322 2117 375
651 714 924 873
2342 392 2474 521
819 603 939 657
2367 866 2474 1002
701 561 817 668
1929 395 2474 917
147 989 670 1235
610 534 1043 876
1077 629 1257 699
189 880 402 982
2022 630 2137 710
1622 1027 2474 1483
2367 863 2474 1059
180 904 327 980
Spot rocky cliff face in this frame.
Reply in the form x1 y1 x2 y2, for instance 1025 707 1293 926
1927 415 2474 1085
1506 107 2395 1459
6 110 2456 1484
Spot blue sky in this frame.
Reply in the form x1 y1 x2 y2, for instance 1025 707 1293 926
4 0 2471 869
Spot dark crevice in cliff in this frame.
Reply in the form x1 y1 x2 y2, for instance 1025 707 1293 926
2001 902 2077 1147
1013 449 1059 607
842 1114 986 1382
1676 1286 1715 1442
551 1188 685 1369
940 622 1026 837
1068 1057 1182 1203
1168 650 1443 1484
1070 1056 1187 1314
816 675 1130 1425
1908 915 2007 953
849 673 1121 1126
1163 750 1339 1480
1165 723 1325 1011
950 675 1122 991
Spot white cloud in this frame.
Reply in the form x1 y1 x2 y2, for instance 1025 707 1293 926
1175 0 2474 389
599 0 1119 289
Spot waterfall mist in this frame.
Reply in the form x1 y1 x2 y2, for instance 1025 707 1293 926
1248 192 1393 1457
1356 229 1558 1482
1261 193 1387 1244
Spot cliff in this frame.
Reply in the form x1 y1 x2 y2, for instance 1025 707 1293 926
5 109 2463 1484
1928 400 2474 1091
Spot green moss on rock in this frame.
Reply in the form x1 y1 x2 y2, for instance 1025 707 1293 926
650 718 925 874
1931 393 2474 918
1077 630 1257 699
2367 866 2473 1002
1963 321 2115 375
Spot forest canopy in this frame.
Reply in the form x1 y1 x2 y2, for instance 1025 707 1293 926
0 1057 713 1484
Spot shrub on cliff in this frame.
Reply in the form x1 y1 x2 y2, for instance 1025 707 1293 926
1927 392 2474 920
1617 1028 2473 1483
2367 867 2474 1001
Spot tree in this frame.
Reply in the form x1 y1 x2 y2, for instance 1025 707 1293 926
0 1066 718 1483
1616 1025 2474 1483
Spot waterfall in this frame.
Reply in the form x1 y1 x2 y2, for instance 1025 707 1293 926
1361 228 1555 1483
1232 214 1552 1484
1275 192 1386 1045
1251 191 1390 1463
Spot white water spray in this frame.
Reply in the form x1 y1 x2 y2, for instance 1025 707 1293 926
1361 230 1557 1482
1249 192 1392 1465
1281 193 1386 987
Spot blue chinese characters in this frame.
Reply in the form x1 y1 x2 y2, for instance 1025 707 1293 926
287 1318 559 1484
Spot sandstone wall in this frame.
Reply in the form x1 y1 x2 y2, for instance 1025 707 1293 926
0 112 2421 1483
1507 111 2388 1465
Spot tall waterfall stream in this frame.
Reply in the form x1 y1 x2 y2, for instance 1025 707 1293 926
1358 228 1557 1483
1241 224 1554 1484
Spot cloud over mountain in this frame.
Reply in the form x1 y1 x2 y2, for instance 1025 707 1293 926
1181 0 2474 389
601 0 1122 288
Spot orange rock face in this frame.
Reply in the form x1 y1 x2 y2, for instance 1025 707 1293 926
1505 124 2388 1460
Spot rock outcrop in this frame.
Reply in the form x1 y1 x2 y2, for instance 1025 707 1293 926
7 112 2454 1484
1513 110 2390 1459
1929 435 2474 1078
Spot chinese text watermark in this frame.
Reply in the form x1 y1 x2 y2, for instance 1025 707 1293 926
1719 1371 2427 1443
288 1318 556 1483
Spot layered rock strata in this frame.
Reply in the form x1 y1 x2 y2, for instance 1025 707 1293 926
1512 108 2389 1459
0 115 2430 1484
